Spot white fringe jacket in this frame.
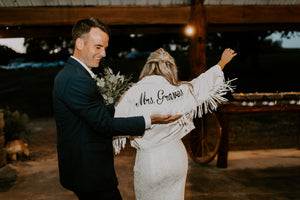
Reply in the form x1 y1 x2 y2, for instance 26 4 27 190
113 64 235 154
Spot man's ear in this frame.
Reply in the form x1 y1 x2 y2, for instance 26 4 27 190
76 38 84 50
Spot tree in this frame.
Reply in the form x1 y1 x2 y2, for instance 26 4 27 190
24 37 73 61
0 45 22 65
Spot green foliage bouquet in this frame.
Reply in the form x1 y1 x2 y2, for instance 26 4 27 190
94 67 133 105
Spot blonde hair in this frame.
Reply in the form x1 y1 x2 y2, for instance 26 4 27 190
139 48 181 86
139 48 196 100
139 48 194 91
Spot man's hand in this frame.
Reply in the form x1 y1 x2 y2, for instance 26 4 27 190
150 114 182 124
218 48 237 70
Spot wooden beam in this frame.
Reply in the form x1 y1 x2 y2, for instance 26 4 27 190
1 5 300 38
0 6 191 27
1 5 300 27
189 0 207 78
206 5 300 24
219 105 300 113
217 112 229 168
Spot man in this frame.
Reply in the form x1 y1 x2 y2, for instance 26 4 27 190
53 17 181 200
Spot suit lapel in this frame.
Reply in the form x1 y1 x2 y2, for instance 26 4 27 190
66 57 94 80
66 57 107 105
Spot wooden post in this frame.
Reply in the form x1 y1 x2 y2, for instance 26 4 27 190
298 113 300 150
0 109 6 167
189 0 207 79
217 112 229 168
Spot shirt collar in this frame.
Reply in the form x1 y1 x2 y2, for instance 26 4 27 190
71 56 96 79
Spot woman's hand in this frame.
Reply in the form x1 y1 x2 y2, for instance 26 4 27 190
218 48 237 70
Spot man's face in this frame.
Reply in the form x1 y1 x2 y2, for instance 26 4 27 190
80 27 109 69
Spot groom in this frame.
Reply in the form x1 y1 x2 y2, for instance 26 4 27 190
53 17 181 200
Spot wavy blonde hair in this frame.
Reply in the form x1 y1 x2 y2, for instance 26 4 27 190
139 48 186 86
139 48 197 105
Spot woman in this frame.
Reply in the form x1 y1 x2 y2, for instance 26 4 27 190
114 48 237 200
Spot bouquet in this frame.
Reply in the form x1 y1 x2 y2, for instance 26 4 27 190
94 67 133 105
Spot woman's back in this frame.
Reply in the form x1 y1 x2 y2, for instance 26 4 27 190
114 48 236 200
115 74 196 151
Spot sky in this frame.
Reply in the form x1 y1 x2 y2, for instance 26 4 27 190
0 37 26 53
266 31 300 48
0 32 299 54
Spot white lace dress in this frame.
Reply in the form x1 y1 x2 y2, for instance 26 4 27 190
114 65 234 200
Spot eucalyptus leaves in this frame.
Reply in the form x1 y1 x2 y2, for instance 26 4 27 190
94 67 133 105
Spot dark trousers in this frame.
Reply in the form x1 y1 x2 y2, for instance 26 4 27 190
74 188 122 200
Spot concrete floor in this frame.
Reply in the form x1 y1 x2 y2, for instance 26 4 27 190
0 148 300 200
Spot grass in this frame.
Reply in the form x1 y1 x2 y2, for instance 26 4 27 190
228 113 299 150
0 66 62 118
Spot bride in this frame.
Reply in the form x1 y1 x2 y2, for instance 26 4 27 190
114 48 237 200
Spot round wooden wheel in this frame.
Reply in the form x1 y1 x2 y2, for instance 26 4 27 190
187 112 222 164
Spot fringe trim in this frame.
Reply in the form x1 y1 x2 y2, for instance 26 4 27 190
113 136 127 155
194 78 236 118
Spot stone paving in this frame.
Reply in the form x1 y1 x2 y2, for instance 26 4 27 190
0 148 300 200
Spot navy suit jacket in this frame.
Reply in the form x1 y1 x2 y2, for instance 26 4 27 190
53 57 145 193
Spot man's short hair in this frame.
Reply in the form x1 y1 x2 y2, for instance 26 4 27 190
71 17 111 47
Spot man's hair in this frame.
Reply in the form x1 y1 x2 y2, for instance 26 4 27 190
71 17 111 47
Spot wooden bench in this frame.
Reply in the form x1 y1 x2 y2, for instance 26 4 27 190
216 93 300 168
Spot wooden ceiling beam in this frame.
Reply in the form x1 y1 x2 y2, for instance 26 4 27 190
1 5 300 27
0 6 191 27
206 5 300 24
1 5 300 38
